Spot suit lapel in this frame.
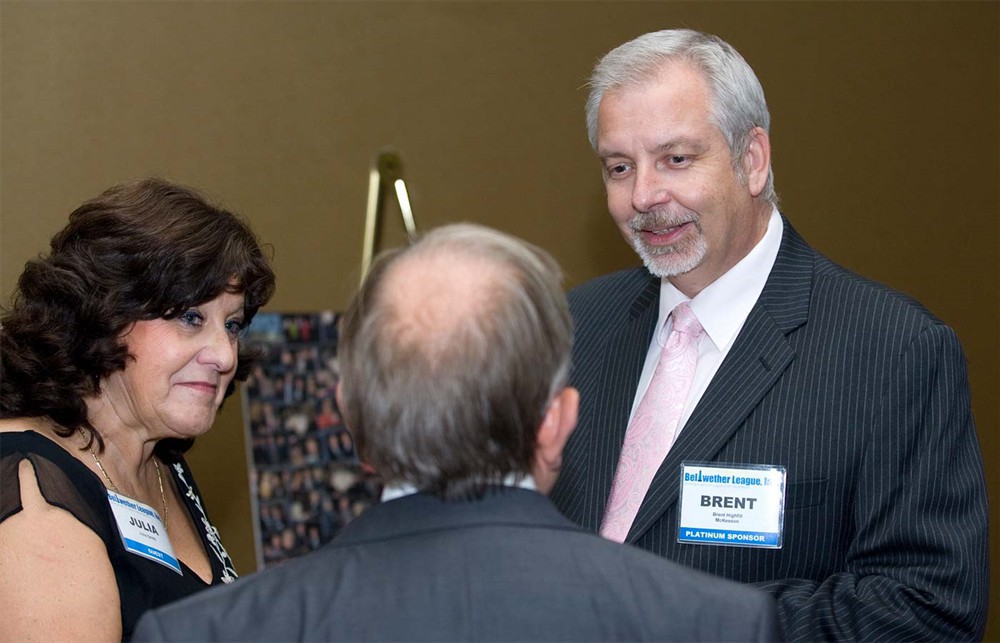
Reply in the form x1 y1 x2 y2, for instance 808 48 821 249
626 220 815 543
572 273 659 531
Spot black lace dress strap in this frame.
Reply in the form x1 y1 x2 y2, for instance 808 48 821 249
0 430 235 641
0 429 112 536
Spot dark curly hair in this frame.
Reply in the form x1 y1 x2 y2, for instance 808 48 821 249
0 178 276 456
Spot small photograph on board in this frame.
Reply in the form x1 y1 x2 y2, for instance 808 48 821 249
242 311 381 569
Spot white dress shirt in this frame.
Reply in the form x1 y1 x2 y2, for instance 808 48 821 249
628 208 783 437
380 473 537 502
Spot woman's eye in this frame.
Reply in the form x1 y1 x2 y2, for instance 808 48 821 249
226 319 248 339
179 310 204 327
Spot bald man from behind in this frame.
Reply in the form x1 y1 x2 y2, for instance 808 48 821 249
133 223 780 642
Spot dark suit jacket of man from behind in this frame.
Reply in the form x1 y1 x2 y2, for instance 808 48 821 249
133 487 780 642
549 218 989 641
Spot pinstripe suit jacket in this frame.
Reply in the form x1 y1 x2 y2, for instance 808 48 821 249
549 220 989 641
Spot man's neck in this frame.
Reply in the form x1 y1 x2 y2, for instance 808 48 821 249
380 473 537 502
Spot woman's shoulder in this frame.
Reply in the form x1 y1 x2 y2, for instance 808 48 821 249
1 421 74 465
0 424 88 476
0 417 53 434
0 424 112 537
1 417 71 446
0 426 122 642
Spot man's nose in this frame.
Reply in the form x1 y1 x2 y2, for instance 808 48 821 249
631 165 670 213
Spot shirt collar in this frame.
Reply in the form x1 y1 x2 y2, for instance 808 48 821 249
659 208 783 351
380 473 538 503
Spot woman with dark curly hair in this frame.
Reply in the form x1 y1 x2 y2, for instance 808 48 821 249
0 178 276 641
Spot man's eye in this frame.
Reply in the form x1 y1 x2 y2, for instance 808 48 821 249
668 156 689 165
607 163 630 176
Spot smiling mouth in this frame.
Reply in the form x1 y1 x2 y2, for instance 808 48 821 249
648 222 689 234
639 220 694 244
179 382 218 395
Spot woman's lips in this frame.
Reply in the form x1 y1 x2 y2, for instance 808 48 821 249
178 381 218 395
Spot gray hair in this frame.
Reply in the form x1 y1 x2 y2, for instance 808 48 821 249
337 223 573 500
586 29 777 205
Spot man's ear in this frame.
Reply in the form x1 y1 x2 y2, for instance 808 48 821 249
533 386 579 495
335 380 376 474
742 126 771 197
335 381 346 422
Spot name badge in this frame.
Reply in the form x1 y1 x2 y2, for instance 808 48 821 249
106 490 182 574
677 462 785 548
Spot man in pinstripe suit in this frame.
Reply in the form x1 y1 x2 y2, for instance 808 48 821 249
549 29 989 641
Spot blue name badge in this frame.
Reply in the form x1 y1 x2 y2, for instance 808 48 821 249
105 490 182 575
677 462 785 549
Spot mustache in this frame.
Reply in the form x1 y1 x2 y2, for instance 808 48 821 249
628 209 699 232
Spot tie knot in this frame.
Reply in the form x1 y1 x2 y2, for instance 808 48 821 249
671 302 702 337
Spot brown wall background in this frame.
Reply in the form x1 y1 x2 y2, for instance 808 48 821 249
2 1 997 636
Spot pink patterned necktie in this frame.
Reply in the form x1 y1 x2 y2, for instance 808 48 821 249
600 302 704 542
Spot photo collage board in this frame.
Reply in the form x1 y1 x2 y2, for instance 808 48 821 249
242 311 381 569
